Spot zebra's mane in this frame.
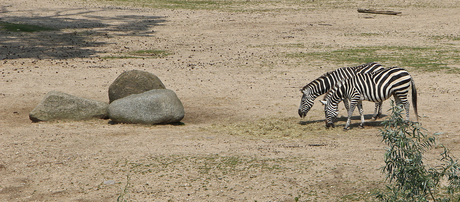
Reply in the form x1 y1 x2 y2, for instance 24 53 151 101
300 70 333 92
300 66 350 92
300 62 382 93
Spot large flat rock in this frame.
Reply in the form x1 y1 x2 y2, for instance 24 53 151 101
29 91 108 122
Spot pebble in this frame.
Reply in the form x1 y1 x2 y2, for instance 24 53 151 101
104 180 115 185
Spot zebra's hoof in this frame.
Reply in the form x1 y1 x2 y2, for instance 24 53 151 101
372 113 381 121
359 125 364 129
343 127 349 131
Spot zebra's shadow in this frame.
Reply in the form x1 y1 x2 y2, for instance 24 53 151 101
299 114 386 128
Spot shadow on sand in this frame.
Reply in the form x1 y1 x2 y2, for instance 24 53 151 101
0 6 166 59
299 114 387 129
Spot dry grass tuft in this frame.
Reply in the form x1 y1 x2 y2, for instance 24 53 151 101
207 117 345 139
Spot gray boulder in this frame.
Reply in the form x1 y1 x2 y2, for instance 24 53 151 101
108 89 184 124
108 70 166 103
29 91 108 122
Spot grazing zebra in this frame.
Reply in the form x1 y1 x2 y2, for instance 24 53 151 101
298 62 385 120
322 67 418 130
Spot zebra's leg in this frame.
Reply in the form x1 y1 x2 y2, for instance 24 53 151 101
343 98 350 113
371 102 382 120
345 100 358 130
394 95 410 121
404 102 410 121
402 99 410 121
357 101 365 128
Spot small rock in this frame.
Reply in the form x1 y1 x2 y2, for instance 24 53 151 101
103 180 115 185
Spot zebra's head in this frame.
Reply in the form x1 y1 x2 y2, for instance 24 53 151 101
298 88 317 118
322 94 339 128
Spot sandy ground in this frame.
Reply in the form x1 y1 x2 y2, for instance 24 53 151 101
1 0 460 201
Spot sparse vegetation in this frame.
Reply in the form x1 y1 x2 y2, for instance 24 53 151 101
429 34 460 41
117 175 131 202
285 46 460 73
95 0 459 11
207 117 344 139
112 154 316 200
0 21 55 32
376 101 460 201
94 0 313 12
131 49 169 57
116 154 301 176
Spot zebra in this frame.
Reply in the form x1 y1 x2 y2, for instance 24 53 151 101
298 62 385 120
322 66 418 130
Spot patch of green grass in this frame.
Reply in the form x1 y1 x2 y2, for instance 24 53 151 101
101 56 141 59
131 49 170 57
285 46 460 73
359 33 382 37
0 21 55 32
429 34 460 41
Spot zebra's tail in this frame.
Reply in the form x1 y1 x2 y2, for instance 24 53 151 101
411 78 419 121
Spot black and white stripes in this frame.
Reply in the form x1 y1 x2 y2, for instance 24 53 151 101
322 67 418 130
298 62 385 119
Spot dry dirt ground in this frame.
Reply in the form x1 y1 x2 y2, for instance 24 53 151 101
1 0 460 201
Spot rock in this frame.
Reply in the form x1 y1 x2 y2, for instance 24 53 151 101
108 89 184 124
29 91 108 122
108 70 166 103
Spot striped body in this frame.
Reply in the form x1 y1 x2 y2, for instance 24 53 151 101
298 62 385 119
323 67 418 129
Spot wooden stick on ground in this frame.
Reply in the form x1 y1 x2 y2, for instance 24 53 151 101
357 9 402 15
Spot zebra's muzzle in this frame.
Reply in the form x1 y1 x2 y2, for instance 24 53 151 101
325 121 335 128
298 109 306 118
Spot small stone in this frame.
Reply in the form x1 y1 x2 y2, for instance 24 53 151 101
103 180 115 185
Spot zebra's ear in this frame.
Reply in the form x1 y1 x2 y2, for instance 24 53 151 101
319 100 327 105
